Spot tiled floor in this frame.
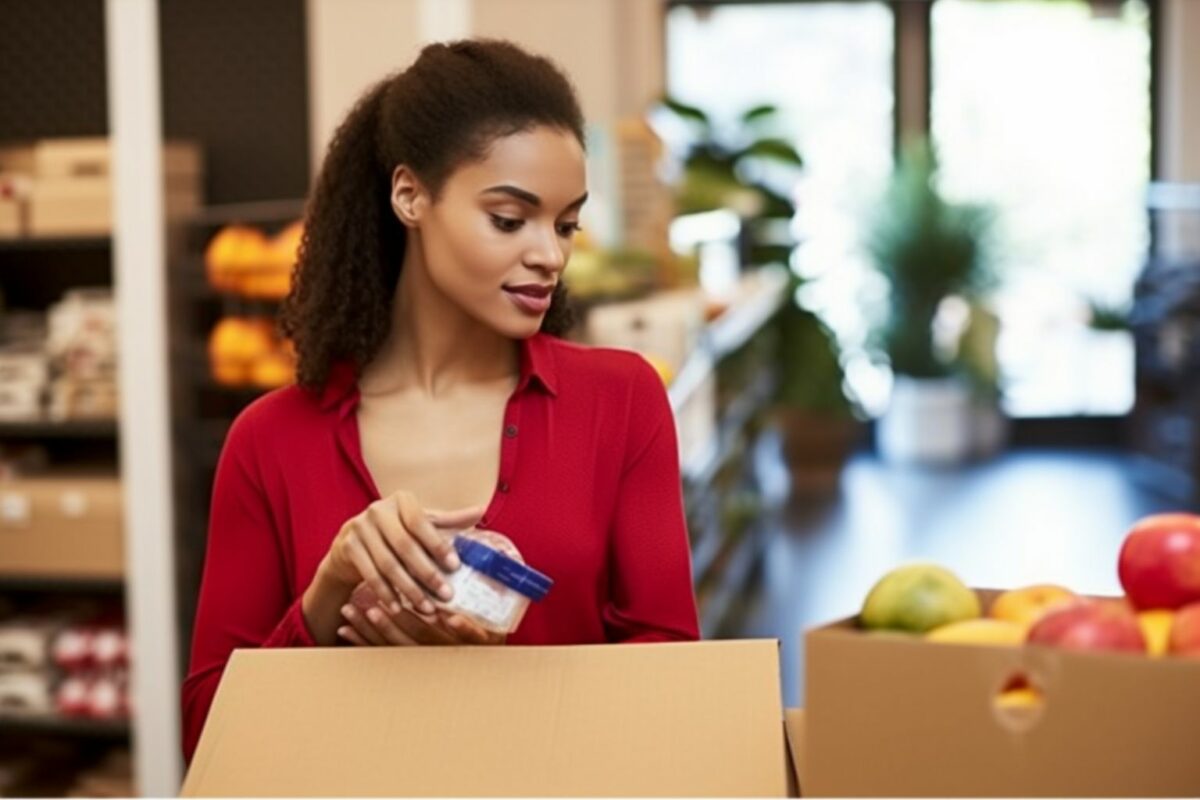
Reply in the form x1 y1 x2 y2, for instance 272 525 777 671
726 440 1183 708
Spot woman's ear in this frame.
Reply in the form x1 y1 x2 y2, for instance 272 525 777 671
391 165 427 227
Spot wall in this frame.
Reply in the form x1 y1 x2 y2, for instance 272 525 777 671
304 0 664 172
305 0 424 172
1159 0 1200 181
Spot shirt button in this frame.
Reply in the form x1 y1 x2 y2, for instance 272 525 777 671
498 480 510 493
504 424 518 438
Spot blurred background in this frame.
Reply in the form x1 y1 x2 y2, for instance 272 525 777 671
1 0 1198 794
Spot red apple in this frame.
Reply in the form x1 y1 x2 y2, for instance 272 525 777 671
1027 601 1146 653
1118 513 1200 610
1168 601 1200 658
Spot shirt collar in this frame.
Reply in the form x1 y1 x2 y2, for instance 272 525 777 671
316 334 558 415
517 333 559 397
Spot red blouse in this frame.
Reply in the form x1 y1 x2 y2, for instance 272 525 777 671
181 333 700 762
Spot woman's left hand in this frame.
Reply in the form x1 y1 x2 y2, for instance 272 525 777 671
338 584 506 646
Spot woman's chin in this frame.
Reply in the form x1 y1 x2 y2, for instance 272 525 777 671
483 312 544 340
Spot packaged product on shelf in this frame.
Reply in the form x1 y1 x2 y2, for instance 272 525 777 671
44 288 118 419
46 379 118 420
0 670 54 715
0 379 43 421
0 143 34 238
47 288 116 380
0 618 60 671
27 137 203 237
0 314 50 420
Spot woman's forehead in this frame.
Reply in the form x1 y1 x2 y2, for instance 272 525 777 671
453 127 587 204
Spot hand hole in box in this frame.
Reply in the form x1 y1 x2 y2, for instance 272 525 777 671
993 671 1046 733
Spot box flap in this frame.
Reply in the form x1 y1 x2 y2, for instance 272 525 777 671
783 708 805 797
182 639 788 797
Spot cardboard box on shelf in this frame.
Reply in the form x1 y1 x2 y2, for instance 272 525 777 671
182 639 796 798
0 475 123 580
26 137 203 237
584 287 706 375
0 145 34 238
803 590 1200 797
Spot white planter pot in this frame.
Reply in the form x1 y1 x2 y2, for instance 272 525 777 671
878 376 974 466
972 400 1009 459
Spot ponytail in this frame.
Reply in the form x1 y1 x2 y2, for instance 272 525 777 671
281 79 405 389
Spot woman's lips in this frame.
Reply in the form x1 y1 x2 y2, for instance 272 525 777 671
503 284 554 315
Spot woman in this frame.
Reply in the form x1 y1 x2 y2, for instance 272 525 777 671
182 39 699 763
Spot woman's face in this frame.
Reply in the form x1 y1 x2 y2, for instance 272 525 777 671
394 125 588 339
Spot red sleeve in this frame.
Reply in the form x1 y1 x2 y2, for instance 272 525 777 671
180 408 317 764
602 357 701 643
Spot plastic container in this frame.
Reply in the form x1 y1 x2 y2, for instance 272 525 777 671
435 529 553 634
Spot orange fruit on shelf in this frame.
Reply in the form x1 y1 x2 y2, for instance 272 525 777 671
250 351 296 388
267 220 304 273
208 317 277 386
241 269 293 301
204 225 270 294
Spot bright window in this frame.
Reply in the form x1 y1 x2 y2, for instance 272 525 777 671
665 1 896 413
931 0 1152 416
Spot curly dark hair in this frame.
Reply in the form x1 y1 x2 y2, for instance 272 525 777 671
280 39 585 390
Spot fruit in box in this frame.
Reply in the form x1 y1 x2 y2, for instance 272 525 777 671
1026 600 1146 653
989 584 1078 629
1138 610 1175 657
1118 513 1200 610
859 564 980 633
1168 601 1200 657
925 618 1025 646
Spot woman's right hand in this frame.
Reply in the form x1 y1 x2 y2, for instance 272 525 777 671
317 493 484 616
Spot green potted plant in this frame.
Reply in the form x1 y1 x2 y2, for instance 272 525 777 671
864 139 997 465
654 98 803 266
773 278 863 495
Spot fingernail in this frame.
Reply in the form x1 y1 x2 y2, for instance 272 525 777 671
419 599 436 615
446 552 461 570
341 605 354 617
391 602 403 615
367 608 382 623
337 627 350 638
438 583 454 601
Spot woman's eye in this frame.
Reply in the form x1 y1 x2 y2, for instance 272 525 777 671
489 214 523 233
557 222 582 238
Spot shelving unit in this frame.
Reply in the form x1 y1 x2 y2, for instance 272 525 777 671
0 714 131 741
0 230 134 791
671 267 789 637
167 201 304 667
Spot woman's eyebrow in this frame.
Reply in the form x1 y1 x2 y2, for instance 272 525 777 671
482 185 588 210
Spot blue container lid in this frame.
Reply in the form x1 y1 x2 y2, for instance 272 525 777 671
453 536 553 602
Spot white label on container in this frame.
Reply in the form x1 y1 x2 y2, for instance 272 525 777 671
59 490 89 518
444 567 520 628
0 492 31 527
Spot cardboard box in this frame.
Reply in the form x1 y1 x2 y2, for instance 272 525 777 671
804 592 1200 797
0 144 35 238
183 639 794 797
0 475 124 580
27 138 202 237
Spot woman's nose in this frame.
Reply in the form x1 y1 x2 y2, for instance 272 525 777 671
523 226 567 273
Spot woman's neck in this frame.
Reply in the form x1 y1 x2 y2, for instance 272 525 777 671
362 240 517 398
